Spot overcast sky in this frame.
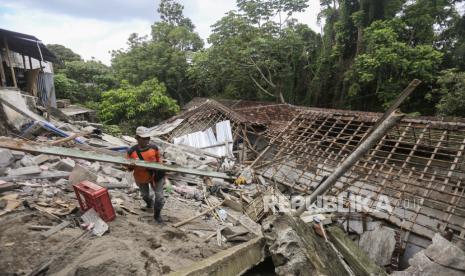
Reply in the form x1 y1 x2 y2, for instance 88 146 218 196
0 0 321 65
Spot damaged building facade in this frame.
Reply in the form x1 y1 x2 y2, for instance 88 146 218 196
0 28 57 107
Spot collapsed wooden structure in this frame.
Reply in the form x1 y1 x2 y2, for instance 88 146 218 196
3 95 465 274
171 98 465 248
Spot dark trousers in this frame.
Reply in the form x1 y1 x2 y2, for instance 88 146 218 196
137 177 164 210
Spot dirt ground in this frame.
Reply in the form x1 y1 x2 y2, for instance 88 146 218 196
0 195 231 276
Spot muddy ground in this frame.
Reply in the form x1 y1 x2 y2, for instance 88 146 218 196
0 195 232 276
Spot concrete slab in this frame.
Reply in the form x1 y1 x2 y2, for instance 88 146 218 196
169 237 266 276
358 226 396 266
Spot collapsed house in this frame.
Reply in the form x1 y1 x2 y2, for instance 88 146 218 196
0 28 57 107
1 94 465 275
158 98 465 272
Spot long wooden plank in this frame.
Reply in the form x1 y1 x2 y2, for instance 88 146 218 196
0 138 234 180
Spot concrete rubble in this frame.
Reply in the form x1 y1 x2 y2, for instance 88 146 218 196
2 96 465 275
359 225 397 267
392 234 465 276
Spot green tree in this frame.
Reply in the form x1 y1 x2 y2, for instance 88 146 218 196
54 73 80 102
46 44 82 71
111 0 203 104
61 60 117 91
189 0 320 104
436 70 465 116
99 79 180 132
347 20 443 113
53 59 117 104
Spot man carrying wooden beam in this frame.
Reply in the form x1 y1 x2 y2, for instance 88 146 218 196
126 127 165 223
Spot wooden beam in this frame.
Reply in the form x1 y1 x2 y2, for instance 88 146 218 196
0 138 234 180
327 226 388 276
0 52 6 87
3 37 17 88
262 213 351 275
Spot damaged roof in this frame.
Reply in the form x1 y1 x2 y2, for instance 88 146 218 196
178 97 465 242
0 28 57 63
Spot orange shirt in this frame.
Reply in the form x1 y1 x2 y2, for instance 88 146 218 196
127 145 161 183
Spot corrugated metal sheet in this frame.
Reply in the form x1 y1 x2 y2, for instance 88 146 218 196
37 72 56 107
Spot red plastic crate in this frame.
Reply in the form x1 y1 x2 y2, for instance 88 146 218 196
73 181 116 222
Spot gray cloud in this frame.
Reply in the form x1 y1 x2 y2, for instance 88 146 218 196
2 0 160 21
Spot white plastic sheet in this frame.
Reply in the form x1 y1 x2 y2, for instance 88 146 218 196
173 120 233 157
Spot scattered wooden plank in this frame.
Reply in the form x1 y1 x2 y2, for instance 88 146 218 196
0 182 19 193
220 190 242 212
41 220 70 239
28 225 53 231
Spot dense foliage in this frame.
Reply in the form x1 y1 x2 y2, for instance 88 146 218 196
50 0 465 132
99 79 179 131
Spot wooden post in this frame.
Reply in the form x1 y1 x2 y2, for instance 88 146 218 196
22 54 26 69
0 52 6 87
28 56 33 69
3 37 17 88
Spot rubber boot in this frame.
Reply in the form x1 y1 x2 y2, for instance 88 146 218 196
153 202 163 224
153 209 163 224
143 197 153 209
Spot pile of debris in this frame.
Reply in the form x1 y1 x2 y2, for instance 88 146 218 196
2 86 465 275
